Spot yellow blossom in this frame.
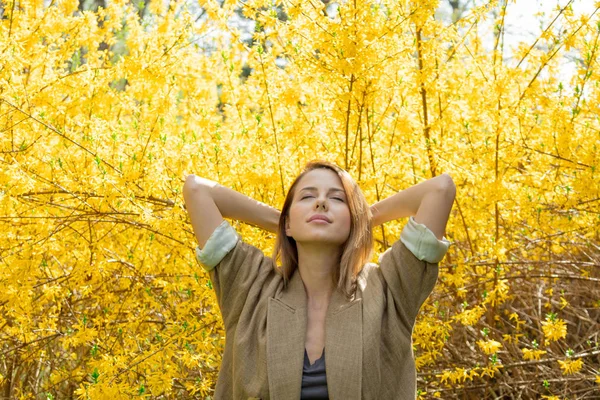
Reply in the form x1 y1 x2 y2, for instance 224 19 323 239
477 339 502 355
522 348 547 360
541 318 567 342
480 364 503 378
503 333 523 344
558 358 583 375
453 306 485 326
437 370 453 386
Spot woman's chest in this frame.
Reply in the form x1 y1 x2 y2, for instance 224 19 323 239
304 307 327 364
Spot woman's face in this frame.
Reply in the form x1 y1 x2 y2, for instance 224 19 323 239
285 168 351 247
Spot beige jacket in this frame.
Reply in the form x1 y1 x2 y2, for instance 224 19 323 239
195 217 450 399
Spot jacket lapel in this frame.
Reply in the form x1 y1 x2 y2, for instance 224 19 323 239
267 270 307 400
325 288 362 399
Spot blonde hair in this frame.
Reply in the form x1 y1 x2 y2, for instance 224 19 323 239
271 160 374 299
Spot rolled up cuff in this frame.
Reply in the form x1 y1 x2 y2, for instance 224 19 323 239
195 220 240 272
400 216 451 263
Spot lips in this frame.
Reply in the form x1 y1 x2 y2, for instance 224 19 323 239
308 214 331 223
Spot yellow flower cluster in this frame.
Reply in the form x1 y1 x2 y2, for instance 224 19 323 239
453 305 486 326
541 317 567 342
413 315 452 370
477 339 502 355
480 364 503 378
437 367 479 385
558 358 583 375
522 348 547 361
482 279 511 307
436 363 504 387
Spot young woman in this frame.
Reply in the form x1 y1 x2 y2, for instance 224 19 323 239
183 160 455 400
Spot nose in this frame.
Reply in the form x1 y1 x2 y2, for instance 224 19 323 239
315 199 327 210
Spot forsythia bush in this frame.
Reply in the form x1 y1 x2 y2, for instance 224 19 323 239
1 0 599 398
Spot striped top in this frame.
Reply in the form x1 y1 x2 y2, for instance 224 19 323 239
301 348 328 399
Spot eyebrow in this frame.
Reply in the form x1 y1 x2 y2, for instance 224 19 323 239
299 187 346 195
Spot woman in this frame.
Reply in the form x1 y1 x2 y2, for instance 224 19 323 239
183 160 455 399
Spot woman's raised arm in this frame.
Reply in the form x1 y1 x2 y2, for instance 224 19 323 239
369 173 455 240
183 175 281 248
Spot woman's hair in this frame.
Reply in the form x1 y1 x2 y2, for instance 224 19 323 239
271 160 374 299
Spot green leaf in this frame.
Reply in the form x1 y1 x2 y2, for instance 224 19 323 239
91 368 100 384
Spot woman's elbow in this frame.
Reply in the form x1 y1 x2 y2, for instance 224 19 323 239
184 174 217 193
437 173 456 197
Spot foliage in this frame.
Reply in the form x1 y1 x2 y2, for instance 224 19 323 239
1 0 599 398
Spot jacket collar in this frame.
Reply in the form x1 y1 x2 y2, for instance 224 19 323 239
267 269 363 399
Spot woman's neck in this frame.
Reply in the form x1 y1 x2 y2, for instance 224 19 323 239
296 242 339 309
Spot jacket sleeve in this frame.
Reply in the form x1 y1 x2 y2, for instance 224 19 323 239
194 219 276 329
378 216 451 328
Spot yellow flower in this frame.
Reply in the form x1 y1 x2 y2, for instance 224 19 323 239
464 368 479 382
477 339 502 355
557 358 583 375
595 375 600 385
480 364 503 378
541 318 567 342
503 333 523 344
453 306 485 326
522 348 547 360
508 312 525 331
436 370 453 386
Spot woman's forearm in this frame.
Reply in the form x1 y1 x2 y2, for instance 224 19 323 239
370 173 454 228
189 176 281 233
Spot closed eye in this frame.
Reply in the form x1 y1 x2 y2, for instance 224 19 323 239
301 195 344 202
